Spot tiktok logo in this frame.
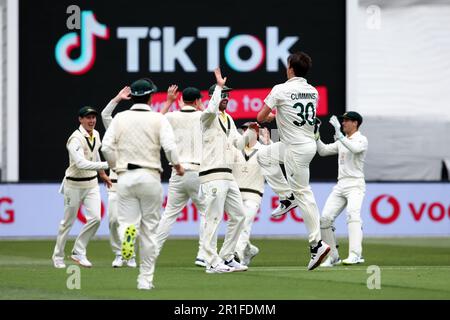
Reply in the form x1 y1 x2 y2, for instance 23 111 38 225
224 35 265 72
55 9 109 75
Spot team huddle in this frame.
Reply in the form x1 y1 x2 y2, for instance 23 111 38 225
51 52 368 290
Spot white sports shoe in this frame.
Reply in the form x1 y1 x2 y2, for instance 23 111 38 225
271 194 297 218
53 257 66 269
112 256 124 268
206 262 235 274
71 254 92 268
225 258 248 272
194 257 207 267
320 255 342 268
127 257 137 268
342 255 365 265
242 244 259 266
137 281 154 290
307 240 331 271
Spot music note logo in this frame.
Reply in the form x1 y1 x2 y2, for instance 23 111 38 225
55 11 109 75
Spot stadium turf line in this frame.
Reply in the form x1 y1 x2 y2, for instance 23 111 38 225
0 238 449 299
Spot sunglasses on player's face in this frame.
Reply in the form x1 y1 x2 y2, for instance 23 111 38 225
221 92 229 99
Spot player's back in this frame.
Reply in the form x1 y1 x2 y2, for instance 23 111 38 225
113 107 164 172
165 106 202 168
266 77 318 145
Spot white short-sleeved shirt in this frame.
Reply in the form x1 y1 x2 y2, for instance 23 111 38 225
264 77 318 144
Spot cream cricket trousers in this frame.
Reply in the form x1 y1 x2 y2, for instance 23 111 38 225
235 198 260 259
53 185 101 259
107 190 121 256
320 179 365 258
200 179 245 268
256 142 291 198
258 141 321 245
155 171 206 258
117 169 163 285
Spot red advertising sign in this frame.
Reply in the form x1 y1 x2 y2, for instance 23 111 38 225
151 86 328 119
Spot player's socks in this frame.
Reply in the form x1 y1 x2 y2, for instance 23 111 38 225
321 226 339 260
347 221 363 258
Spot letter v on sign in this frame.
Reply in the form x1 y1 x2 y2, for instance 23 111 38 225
409 203 426 221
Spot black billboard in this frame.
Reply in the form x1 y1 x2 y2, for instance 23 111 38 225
19 0 345 181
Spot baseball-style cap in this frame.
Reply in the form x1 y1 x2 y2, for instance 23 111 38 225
78 106 98 117
182 87 202 102
208 84 233 96
130 78 158 96
341 111 363 125
240 122 252 129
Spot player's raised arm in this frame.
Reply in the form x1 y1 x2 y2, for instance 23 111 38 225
160 85 179 115
330 115 368 154
102 86 131 129
230 120 258 150
202 68 226 116
315 118 339 156
101 117 118 169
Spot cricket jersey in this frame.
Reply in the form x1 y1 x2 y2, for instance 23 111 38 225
264 77 318 145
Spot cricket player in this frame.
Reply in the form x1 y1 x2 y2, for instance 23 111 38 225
317 111 368 266
101 85 137 268
52 106 111 269
102 78 184 290
256 52 330 270
200 68 258 273
232 124 271 266
155 86 208 267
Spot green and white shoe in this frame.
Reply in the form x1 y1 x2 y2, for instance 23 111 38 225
122 225 137 261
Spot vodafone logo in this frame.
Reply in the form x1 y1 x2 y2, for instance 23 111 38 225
370 194 450 224
371 194 401 224
77 201 106 224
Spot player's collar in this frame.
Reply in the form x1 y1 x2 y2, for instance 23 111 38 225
180 105 197 112
218 112 230 135
77 125 96 151
78 125 94 138
286 77 307 83
130 103 152 111
347 131 360 139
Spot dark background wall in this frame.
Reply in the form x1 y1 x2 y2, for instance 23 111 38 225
19 0 345 182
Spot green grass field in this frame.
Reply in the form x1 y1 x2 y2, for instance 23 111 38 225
1 238 449 300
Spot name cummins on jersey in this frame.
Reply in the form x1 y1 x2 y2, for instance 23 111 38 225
264 77 318 145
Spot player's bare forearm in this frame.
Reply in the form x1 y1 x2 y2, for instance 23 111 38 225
173 164 185 176
99 170 113 188
214 67 227 88
161 85 179 114
160 101 171 115
112 86 131 104
98 170 108 180
257 105 275 123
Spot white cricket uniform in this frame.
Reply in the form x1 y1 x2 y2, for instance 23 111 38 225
317 131 368 258
101 101 121 257
53 125 108 259
257 77 321 245
232 141 265 260
155 105 207 259
199 85 256 268
101 103 179 287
